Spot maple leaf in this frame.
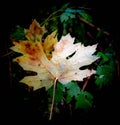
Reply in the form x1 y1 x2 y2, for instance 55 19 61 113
24 19 46 42
10 20 58 90
51 34 99 84
10 39 56 90
10 20 99 91
75 91 93 110
10 25 58 90
43 30 58 59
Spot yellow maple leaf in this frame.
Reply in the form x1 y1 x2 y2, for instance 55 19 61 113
10 20 59 90
24 19 46 42
10 39 57 90
43 30 58 59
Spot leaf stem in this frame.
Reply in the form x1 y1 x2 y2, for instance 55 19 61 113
78 15 110 36
49 78 58 120
82 76 91 91
0 51 13 58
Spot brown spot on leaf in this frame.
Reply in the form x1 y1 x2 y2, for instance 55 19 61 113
24 42 40 56
16 58 20 63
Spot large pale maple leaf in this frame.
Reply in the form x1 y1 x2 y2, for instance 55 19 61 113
10 20 99 91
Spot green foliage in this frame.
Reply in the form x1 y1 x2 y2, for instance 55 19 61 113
59 7 92 44
95 47 116 88
97 52 109 65
11 25 26 40
75 91 93 110
65 81 81 103
95 64 114 88
80 11 93 22
48 81 93 111
47 82 65 106
10 2 117 120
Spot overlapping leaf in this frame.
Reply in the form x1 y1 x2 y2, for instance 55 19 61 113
10 20 99 91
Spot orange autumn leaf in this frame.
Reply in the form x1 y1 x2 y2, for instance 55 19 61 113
24 19 46 42
10 33 58 90
10 39 57 90
10 20 58 90
43 30 58 59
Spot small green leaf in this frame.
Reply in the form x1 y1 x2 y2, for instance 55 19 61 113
80 12 93 23
95 62 115 88
61 3 70 10
97 52 109 65
65 8 76 13
75 91 93 110
65 81 81 103
11 25 26 40
65 8 83 14
47 82 65 105
96 29 104 38
60 13 69 23
60 12 75 23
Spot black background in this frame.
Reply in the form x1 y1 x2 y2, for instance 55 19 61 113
0 0 120 124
